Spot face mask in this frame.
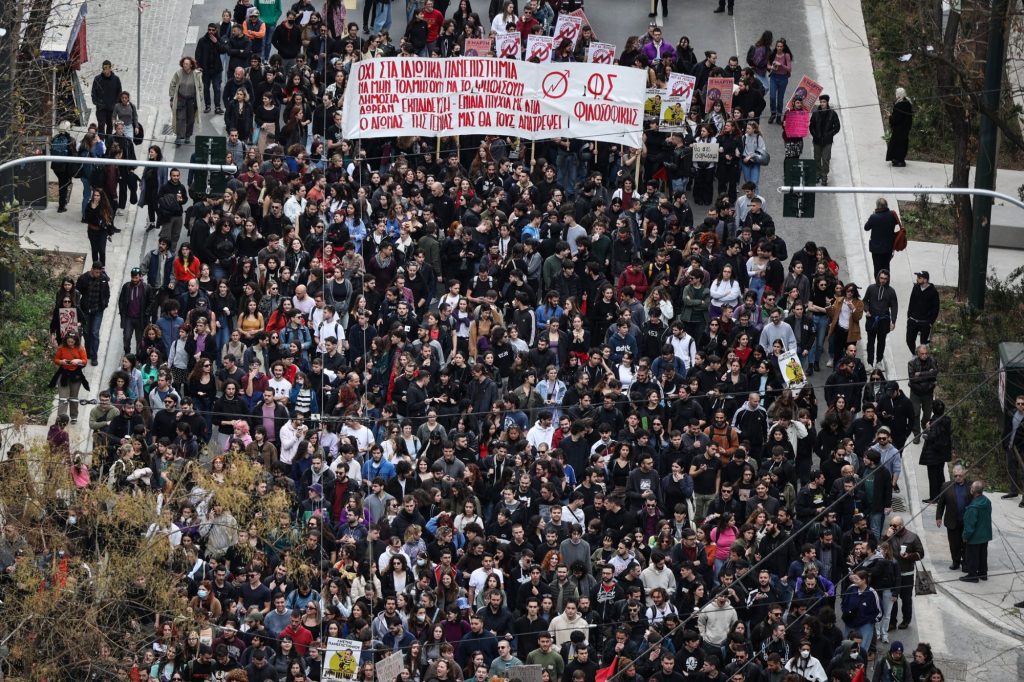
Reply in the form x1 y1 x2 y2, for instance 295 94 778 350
800 651 810 659
67 515 77 525
417 558 427 566
416 614 426 622
198 589 209 599
850 652 859 659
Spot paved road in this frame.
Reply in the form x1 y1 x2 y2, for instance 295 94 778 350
166 0 850 269
65 0 1024 674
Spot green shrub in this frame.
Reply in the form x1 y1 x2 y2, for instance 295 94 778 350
0 251 67 423
930 269 1024 488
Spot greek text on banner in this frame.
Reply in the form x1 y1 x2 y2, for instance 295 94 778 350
342 57 646 148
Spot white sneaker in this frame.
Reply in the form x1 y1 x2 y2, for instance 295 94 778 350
826 360 833 368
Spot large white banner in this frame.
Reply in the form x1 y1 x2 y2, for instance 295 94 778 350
343 57 645 147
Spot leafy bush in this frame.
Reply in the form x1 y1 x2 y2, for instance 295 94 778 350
930 269 1024 488
0 250 68 423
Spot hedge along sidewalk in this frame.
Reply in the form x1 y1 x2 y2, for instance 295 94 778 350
0 251 73 423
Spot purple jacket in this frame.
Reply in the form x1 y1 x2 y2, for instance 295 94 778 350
642 40 676 63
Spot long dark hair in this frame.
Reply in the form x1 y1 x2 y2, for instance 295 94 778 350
756 30 773 48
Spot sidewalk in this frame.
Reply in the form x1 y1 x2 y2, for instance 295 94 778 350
17 0 195 452
823 0 1024 642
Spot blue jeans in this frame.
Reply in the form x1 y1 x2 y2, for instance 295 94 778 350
262 24 276 61
755 73 769 92
741 160 761 189
556 151 580 196
406 0 420 22
868 512 885 542
844 622 875 652
812 313 829 365
373 2 392 33
80 177 92 214
875 589 893 641
84 311 104 361
769 73 790 115
749 276 766 303
204 69 222 108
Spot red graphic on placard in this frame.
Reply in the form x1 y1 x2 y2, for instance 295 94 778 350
555 22 579 43
500 40 519 58
592 49 613 64
530 43 552 62
542 71 569 99
672 81 693 98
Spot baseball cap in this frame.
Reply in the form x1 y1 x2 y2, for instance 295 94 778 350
914 271 930 280
131 267 141 276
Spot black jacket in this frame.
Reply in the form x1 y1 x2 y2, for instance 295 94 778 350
271 21 303 59
918 414 952 465
195 34 225 74
809 107 841 146
907 355 938 395
118 280 154 321
906 283 940 323
861 464 892 514
223 33 253 73
91 72 123 110
863 280 898 323
864 209 899 254
76 271 111 314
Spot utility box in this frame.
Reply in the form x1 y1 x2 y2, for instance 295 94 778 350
998 342 1024 431
782 158 817 218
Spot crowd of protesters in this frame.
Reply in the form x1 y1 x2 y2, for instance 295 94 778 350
28 2 987 682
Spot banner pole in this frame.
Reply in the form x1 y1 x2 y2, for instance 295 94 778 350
531 140 536 167
436 136 441 157
634 145 642 189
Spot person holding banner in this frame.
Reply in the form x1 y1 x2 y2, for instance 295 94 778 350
781 97 810 159
572 25 594 62
405 8 429 56
691 124 718 206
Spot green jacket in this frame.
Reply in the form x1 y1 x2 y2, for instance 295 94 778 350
255 0 282 25
962 494 993 545
679 283 711 323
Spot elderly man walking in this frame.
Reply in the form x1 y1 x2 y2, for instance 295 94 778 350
959 481 992 583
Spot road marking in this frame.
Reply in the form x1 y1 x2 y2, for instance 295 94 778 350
186 25 199 43
194 0 205 4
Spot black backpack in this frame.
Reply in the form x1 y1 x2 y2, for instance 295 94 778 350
158 192 183 217
51 133 72 157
